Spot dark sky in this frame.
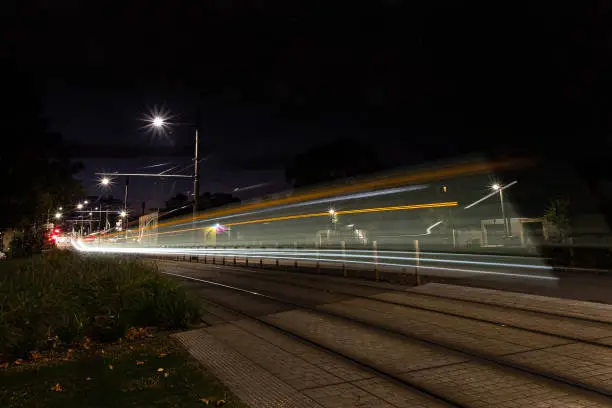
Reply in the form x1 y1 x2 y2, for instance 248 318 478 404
4 1 611 210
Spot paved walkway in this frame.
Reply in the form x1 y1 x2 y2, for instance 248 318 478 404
171 276 612 407
174 319 447 408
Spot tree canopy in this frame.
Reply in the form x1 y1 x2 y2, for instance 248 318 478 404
0 64 83 229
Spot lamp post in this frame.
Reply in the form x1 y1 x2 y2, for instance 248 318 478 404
150 116 200 217
492 184 509 237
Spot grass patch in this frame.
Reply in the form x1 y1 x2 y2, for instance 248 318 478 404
0 251 202 361
0 333 242 407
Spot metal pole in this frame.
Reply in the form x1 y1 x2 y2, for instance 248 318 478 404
341 241 346 277
415 239 421 285
499 189 508 237
373 240 379 281
124 176 129 240
193 128 200 217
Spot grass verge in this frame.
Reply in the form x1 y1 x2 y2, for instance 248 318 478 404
0 331 242 408
0 251 201 361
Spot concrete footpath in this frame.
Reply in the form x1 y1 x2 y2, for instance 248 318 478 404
172 279 612 407
174 318 446 408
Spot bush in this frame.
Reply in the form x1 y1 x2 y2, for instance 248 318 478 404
0 251 201 361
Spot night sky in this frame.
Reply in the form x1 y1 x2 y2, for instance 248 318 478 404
4 1 610 210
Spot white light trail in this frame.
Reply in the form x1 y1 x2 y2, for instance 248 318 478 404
72 241 558 280
464 180 518 209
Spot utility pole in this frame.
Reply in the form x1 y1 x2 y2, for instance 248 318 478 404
193 128 200 218
124 177 129 240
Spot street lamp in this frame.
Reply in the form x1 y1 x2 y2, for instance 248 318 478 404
151 114 200 217
54 212 62 219
84 200 89 205
77 203 84 210
120 210 127 218
101 177 111 186
152 117 165 127
491 183 508 237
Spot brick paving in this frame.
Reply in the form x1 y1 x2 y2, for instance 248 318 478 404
505 346 612 391
264 310 468 374
173 328 323 408
319 297 612 393
167 264 612 407
263 309 611 407
402 362 611 408
231 319 372 382
410 283 612 323
373 291 612 341
174 319 450 407
321 298 567 353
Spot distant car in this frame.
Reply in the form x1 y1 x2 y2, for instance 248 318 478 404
0 251 6 260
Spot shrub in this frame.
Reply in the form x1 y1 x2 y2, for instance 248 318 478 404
0 251 201 361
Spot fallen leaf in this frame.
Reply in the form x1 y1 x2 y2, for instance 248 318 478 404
50 383 63 392
157 367 164 372
136 361 144 366
108 364 114 370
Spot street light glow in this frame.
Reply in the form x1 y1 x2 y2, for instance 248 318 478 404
152 117 165 127
77 203 84 209
101 177 111 186
84 200 89 204
492 183 500 191
329 208 335 216
54 212 62 219
120 211 127 218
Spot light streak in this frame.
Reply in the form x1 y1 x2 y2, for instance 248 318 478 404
72 241 557 281
108 184 430 239
104 158 530 239
95 172 191 178
116 201 458 241
464 180 518 209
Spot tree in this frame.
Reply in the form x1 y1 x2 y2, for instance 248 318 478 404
0 64 83 234
544 199 571 243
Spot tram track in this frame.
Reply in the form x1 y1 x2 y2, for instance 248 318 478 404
160 262 612 406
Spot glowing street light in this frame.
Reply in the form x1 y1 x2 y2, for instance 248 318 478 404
152 117 165 128
145 108 200 218
120 211 127 218
84 200 89 205
54 212 62 219
328 208 335 216
491 183 508 237
77 203 84 210
101 177 111 186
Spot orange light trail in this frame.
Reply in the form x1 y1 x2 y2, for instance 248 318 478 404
107 157 530 239
116 201 458 241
